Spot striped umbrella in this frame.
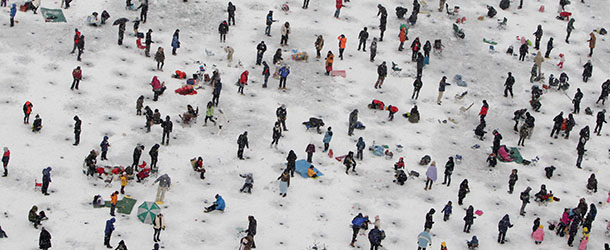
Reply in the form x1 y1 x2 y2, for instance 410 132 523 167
137 202 160 224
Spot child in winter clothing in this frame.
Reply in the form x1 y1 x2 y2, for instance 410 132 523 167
239 173 253 193
441 201 452 221
204 101 216 126
307 166 319 178
557 53 565 69
532 225 544 244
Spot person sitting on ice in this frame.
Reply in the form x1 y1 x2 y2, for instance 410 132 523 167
404 105 420 123
87 12 101 26
239 173 253 193
394 157 405 170
204 194 225 213
467 235 479 249
307 166 319 179
534 184 548 202
32 114 42 132
394 169 407 185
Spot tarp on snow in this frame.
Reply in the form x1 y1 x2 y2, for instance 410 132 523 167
294 159 324 178
496 146 524 164
40 8 67 22
103 197 137 214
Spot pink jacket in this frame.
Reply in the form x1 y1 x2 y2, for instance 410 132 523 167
532 228 544 242
560 211 571 224
579 235 589 250
151 76 162 90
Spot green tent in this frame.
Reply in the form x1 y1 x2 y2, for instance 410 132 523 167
103 197 137 214
40 8 67 23
137 202 161 224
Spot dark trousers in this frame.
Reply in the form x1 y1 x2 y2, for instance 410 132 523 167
356 149 363 160
518 135 526 146
104 232 112 247
263 74 269 87
370 50 376 61
140 11 147 23
307 152 313 163
212 94 220 106
551 126 561 137
172 47 177 55
351 226 360 243
256 52 263 65
265 25 271 36
316 49 321 58
278 119 287 131
464 223 471 232
504 87 513 97
323 143 329 152
240 183 252 193
565 31 571 43
157 61 164 70
120 185 125 194
74 131 80 145
519 201 527 215
154 228 161 241
281 35 288 45
358 40 366 51
534 37 541 49
380 28 385 41
279 77 287 88
508 183 515 193
303 0 309 8
498 231 506 243
71 79 80 90
545 48 552 58
220 33 226 42
442 174 451 185
42 181 49 194
238 147 245 159
271 137 279 146
151 157 158 170
425 178 433 189
589 47 593 57
567 232 576 246
412 51 418 61
519 53 525 61
339 48 344 59
576 152 584 167
399 41 404 51
3 163 7 176
370 244 379 250
594 123 603 135
573 101 580 113
412 89 420 99
10 17 14 27
162 131 170 144
443 213 450 221
77 48 83 61
24 114 30 123
228 15 235 25
101 151 108 160
110 204 116 215
118 31 124 45
145 44 151 57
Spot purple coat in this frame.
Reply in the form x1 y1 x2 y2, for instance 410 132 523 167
426 165 437 181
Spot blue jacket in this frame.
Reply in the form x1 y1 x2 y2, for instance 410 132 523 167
214 195 225 211
417 231 431 247
10 4 16 18
356 137 365 150
42 167 52 183
213 81 222 95
100 136 109 152
368 228 383 244
279 67 290 78
441 204 452 215
351 214 368 227
323 131 333 143
105 218 115 235
171 35 180 49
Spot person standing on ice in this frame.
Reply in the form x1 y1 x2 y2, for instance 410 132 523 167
302 0 310 8
305 143 315 163
533 25 543 50
545 37 553 58
368 226 383 250
271 122 282 148
239 173 253 193
70 66 82 90
152 213 165 242
441 156 453 186
9 3 16 27
519 187 531 215
322 127 333 152
23 101 33 124
350 213 369 247
286 150 297 177
441 201 452 221
109 191 118 216
315 35 324 59
276 104 288 131
565 18 575 43
410 37 421 60
256 41 266 65
280 22 290 46
424 208 435 230
100 136 110 160
463 205 475 233
137 0 148 23
264 11 276 36
71 29 82 53
212 77 222 105
238 70 248 95
479 100 489 123
132 144 144 168
377 4 387 41
237 131 249 160
145 29 153 57
218 21 228 42
261 61 270 88
348 109 358 136
582 61 592 82
457 179 469 205
374 61 386 89
411 77 423 100
161 116 172 145
534 52 544 76
2 147 9 177
357 27 368 51
437 76 448 105
171 29 180 55
424 162 437 190
277 169 290 197
227 2 236 25
154 47 165 71
117 22 126 45
594 110 607 136
245 216 257 248
497 214 513 244
355 137 365 160
104 218 115 248
518 42 528 61
39 227 51 250
337 34 347 60
587 32 596 57
370 38 377 62
278 65 290 90
334 0 343 18
153 174 171 203
417 228 432 250
149 144 159 171
550 112 564 138
76 35 85 62
325 51 334 75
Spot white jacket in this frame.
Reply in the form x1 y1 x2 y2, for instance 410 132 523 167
153 214 165 230
281 24 290 36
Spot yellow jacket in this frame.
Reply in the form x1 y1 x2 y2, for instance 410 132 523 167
121 175 127 186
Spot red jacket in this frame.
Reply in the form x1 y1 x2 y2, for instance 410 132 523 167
479 106 489 116
74 31 81 44
336 0 343 9
72 69 82 80
388 105 399 113
240 71 249 84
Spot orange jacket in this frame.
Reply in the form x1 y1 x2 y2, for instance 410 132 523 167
338 36 347 49
399 27 407 42
325 53 334 65
110 193 118 205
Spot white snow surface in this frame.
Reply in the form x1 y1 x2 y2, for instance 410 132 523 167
0 0 610 249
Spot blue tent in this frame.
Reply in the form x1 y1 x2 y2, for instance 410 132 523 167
294 159 324 178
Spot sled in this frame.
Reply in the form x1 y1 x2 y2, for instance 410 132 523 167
455 91 468 100
475 210 484 216
205 49 215 56
483 38 497 45
294 159 324 178
331 70 346 78
460 103 474 113
335 155 346 162
175 85 198 95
